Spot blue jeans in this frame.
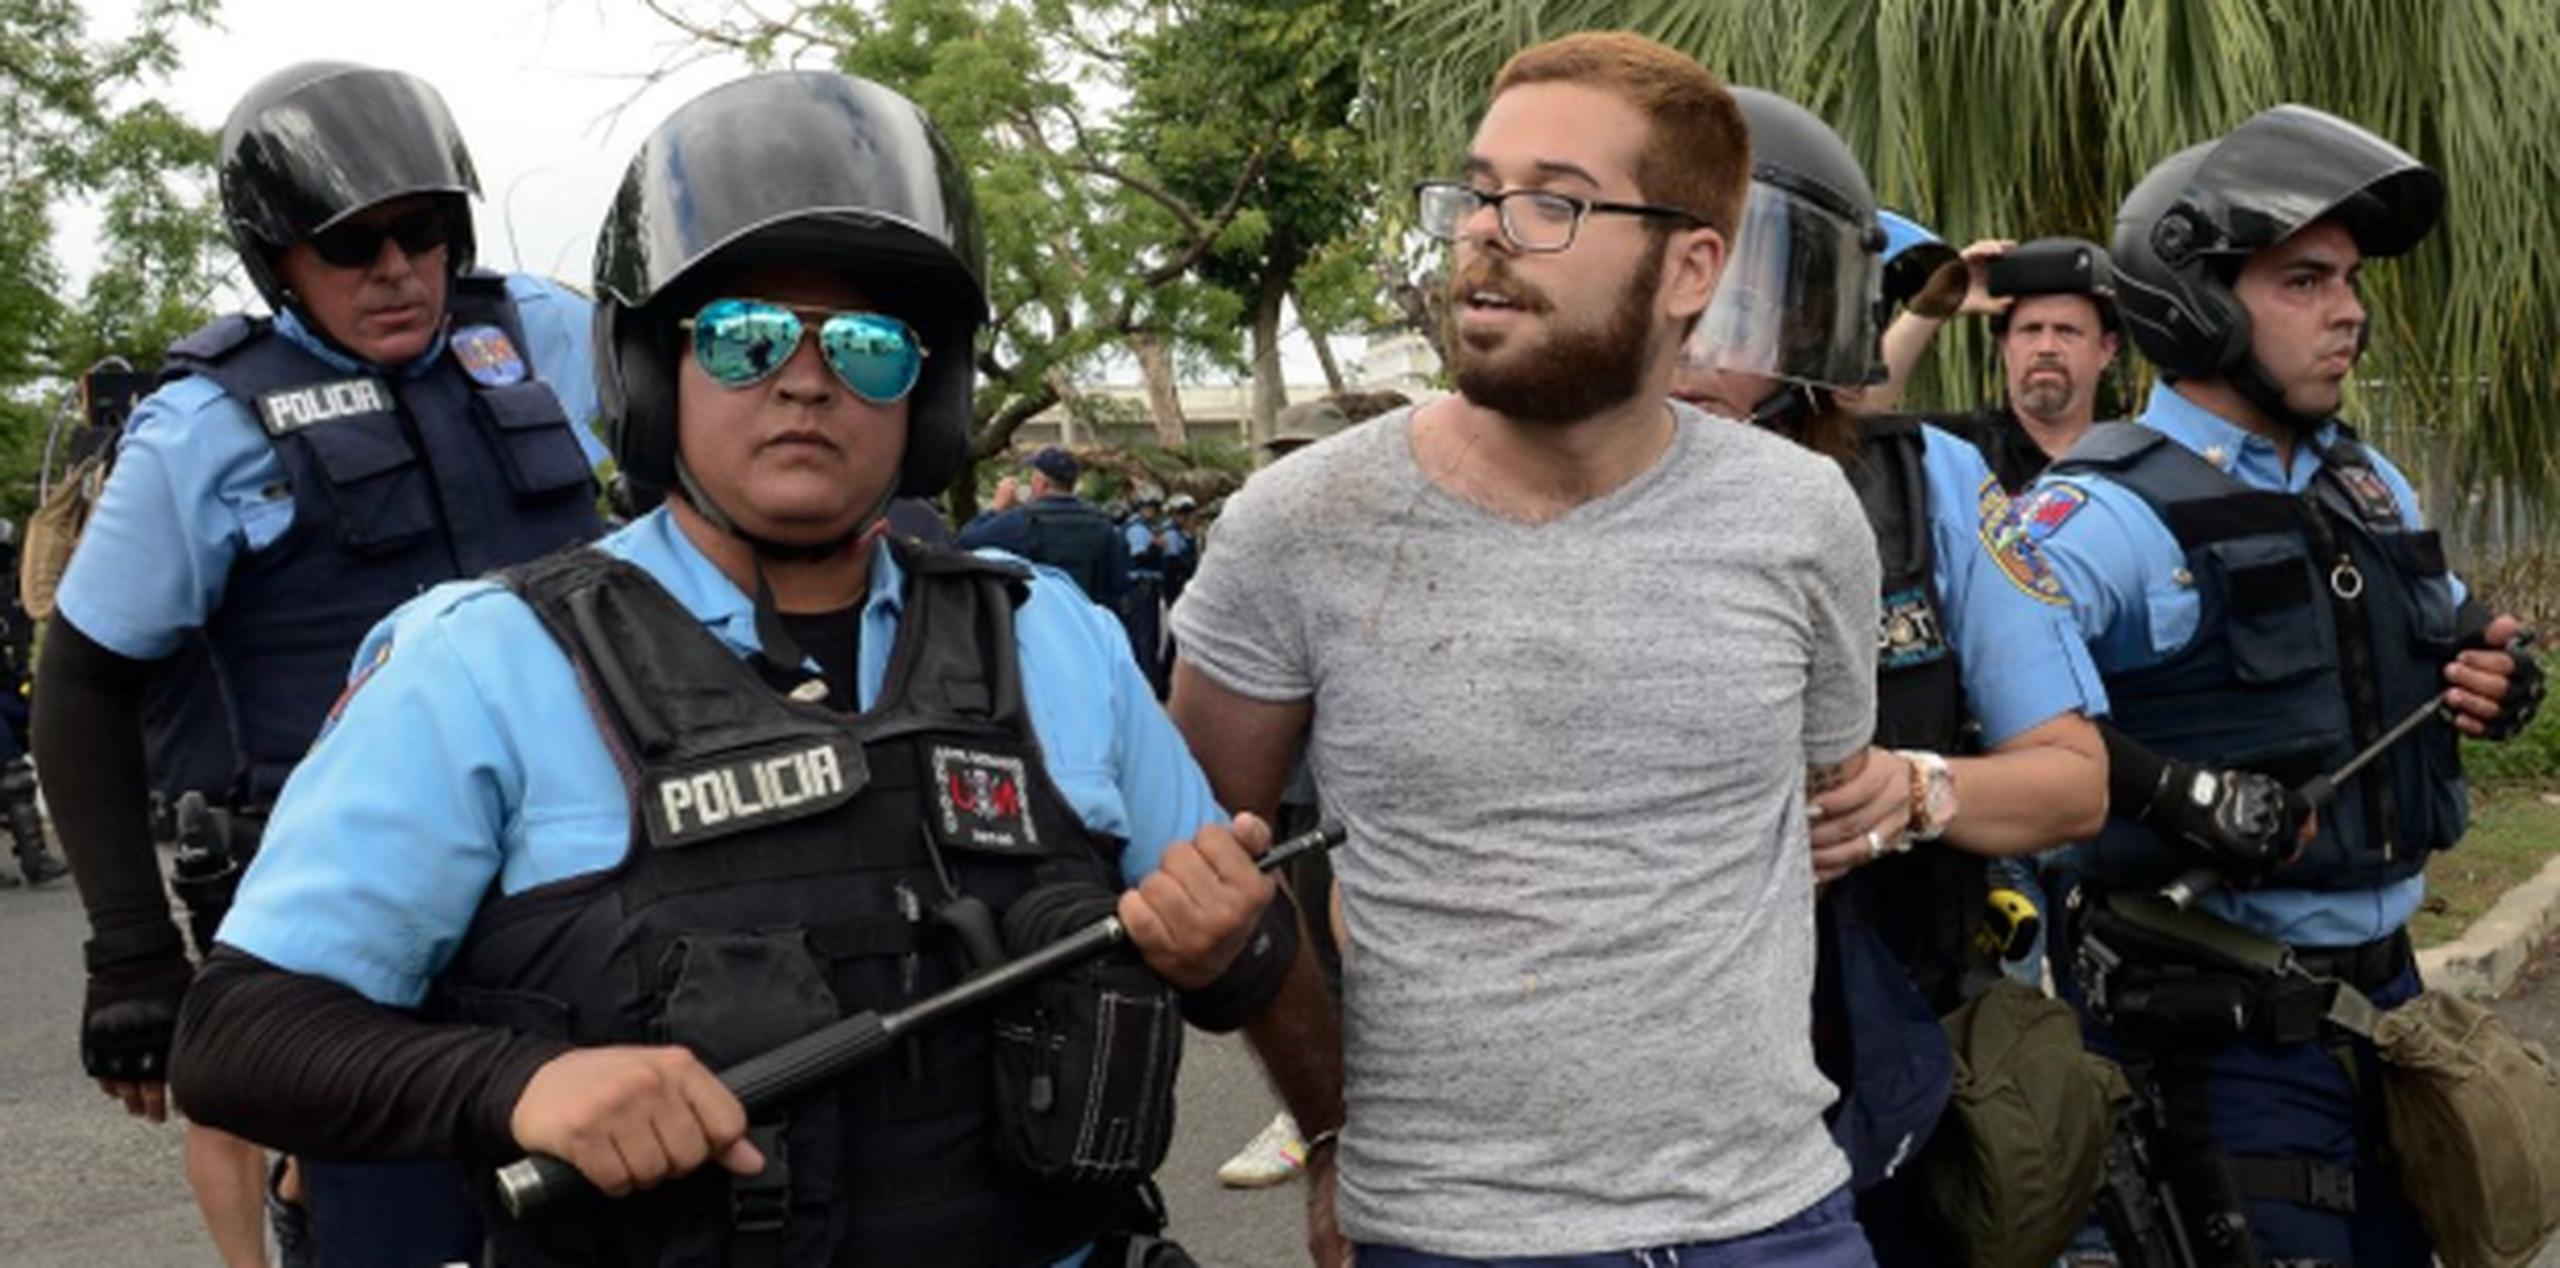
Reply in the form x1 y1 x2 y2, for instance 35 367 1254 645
1358 1187 1876 1268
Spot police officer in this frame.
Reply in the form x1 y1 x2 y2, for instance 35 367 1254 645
960 446 1133 611
1671 88 2110 1265
2020 105 2544 1265
170 69 1307 1267
33 60 607 1267
1928 238 2122 495
1121 490 1170 695
0 518 68 887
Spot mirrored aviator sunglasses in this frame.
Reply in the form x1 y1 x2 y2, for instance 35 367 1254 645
682 298 927 404
308 208 453 269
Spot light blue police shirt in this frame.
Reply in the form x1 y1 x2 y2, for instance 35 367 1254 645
2015 382 2455 944
1913 424 2110 747
1124 519 1159 565
54 274 605 662
219 506 1225 1010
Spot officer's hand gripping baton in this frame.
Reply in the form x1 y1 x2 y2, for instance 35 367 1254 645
494 821 1347 1217
2160 633 2533 911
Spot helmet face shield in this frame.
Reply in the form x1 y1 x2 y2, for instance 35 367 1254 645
2176 105 2444 261
1688 180 1883 390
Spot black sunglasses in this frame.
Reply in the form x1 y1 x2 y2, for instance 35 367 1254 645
309 209 454 270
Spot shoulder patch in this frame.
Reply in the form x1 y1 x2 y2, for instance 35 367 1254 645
1980 486 2081 606
320 639 395 738
256 377 394 436
1975 474 2012 526
451 324 527 387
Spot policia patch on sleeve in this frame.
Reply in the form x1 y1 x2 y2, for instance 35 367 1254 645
255 377 395 437
645 738 865 849
1981 484 2082 606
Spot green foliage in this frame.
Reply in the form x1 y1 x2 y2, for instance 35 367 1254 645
0 0 223 520
2462 706 2559 787
1370 0 2560 506
645 0 1388 469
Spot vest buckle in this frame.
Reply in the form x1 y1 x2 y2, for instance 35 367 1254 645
2329 561 2364 600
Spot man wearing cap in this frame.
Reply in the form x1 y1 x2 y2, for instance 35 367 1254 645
34 60 607 1266
960 446 1132 612
2018 106 2543 1264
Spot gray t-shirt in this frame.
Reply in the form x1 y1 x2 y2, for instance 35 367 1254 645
1173 403 1879 1255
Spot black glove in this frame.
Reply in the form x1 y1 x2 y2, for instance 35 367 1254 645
2143 763 2309 884
81 943 195 1082
2479 641 2544 743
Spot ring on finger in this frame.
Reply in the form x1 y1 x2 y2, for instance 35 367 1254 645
1865 829 1884 862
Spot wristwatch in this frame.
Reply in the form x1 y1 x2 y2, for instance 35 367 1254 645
1898 750 1958 841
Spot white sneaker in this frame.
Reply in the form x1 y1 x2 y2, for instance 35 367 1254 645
1215 1112 1307 1188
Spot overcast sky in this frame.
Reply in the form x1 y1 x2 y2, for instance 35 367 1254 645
58 0 1347 386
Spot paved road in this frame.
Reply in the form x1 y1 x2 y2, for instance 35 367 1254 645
2 867 2551 1266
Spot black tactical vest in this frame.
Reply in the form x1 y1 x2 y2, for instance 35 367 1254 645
435 542 1139 1267
1827 418 1983 1013
2050 424 2466 893
163 273 603 803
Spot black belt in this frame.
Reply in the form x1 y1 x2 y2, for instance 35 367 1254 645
2291 929 2410 994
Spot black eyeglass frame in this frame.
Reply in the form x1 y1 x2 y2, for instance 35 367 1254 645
1414 179 1706 254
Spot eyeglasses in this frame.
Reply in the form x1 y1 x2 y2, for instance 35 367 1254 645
679 298 928 403
309 209 454 269
1415 180 1704 253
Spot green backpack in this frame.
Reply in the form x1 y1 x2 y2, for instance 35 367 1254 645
1919 979 2130 1268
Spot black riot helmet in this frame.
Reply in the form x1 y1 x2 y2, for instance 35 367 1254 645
1986 237 2119 335
219 62 480 311
1683 89 1889 444
593 70 988 503
1686 87 1888 399
2111 105 2443 394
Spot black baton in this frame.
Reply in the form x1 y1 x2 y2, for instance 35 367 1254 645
494 821 1346 1217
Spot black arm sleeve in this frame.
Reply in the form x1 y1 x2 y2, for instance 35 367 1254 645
32 618 182 966
2099 721 2174 827
171 947 573 1163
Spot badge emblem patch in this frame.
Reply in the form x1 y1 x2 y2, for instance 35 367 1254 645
1879 587 1950 669
930 746 1042 855
1982 485 2079 606
452 324 527 387
2331 463 2404 528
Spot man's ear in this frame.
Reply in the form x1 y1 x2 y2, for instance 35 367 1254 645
2100 331 2121 366
1664 226 1728 325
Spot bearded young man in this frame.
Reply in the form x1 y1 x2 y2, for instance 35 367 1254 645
1169 32 1881 1268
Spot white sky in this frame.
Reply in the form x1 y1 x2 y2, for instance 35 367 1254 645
58 0 1346 386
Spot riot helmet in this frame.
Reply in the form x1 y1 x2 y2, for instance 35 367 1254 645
593 70 987 503
1986 236 2118 335
2111 105 2441 389
1686 88 1887 399
1878 210 1958 314
219 62 480 312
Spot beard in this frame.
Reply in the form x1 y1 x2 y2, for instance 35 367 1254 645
2014 371 2074 420
1449 248 1661 426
